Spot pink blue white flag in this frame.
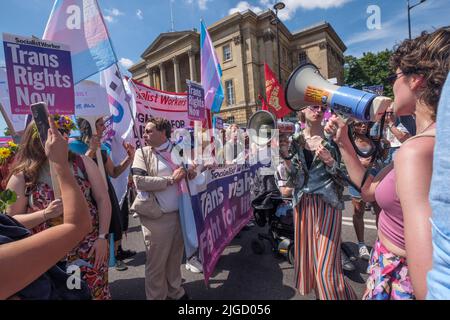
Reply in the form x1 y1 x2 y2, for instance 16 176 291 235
100 64 135 207
43 0 118 84
200 20 224 113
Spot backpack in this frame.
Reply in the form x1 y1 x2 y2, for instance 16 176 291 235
0 214 91 300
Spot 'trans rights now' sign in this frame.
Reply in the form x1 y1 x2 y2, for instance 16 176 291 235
3 33 74 115
187 80 205 121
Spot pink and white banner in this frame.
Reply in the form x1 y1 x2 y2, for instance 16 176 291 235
126 80 192 148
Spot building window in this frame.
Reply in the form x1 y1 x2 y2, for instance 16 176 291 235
298 51 307 65
223 44 232 62
225 79 235 105
227 116 235 124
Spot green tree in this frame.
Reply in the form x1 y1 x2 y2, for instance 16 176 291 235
344 49 393 98
3 127 11 136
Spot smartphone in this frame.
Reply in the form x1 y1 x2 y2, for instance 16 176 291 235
30 102 50 147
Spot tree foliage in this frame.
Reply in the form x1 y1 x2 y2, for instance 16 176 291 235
344 49 393 98
3 127 11 137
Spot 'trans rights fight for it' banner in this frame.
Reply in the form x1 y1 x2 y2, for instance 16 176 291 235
3 33 74 115
189 164 257 284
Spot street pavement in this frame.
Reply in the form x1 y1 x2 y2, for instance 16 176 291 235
109 191 377 300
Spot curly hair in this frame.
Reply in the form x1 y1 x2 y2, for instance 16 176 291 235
390 26 450 119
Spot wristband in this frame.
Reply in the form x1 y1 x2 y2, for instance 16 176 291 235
98 233 109 240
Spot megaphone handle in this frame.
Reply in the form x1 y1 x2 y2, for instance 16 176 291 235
324 112 352 140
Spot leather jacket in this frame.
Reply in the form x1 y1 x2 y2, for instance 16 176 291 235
287 133 346 210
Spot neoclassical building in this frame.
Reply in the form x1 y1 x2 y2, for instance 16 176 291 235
129 9 346 126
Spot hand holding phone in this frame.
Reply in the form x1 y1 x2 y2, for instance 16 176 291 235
45 115 69 166
30 102 65 226
30 102 50 147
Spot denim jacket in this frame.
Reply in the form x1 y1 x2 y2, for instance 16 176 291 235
427 74 450 300
287 133 346 210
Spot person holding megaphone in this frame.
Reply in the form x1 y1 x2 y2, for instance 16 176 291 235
325 27 449 300
286 105 357 300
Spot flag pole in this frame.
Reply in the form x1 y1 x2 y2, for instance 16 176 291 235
114 65 151 171
94 0 150 169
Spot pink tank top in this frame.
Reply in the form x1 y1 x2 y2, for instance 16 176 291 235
375 169 405 250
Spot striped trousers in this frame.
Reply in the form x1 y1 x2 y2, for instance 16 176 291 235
294 194 357 300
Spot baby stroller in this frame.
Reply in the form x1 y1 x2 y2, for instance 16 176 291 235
251 190 295 264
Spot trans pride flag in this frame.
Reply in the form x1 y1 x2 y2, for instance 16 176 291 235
43 0 118 84
100 64 135 207
200 20 224 113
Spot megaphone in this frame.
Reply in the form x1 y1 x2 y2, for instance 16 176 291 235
247 110 277 146
285 63 391 121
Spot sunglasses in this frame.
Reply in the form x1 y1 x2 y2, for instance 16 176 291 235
308 105 327 113
385 71 407 84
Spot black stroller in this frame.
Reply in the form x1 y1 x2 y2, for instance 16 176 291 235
251 190 295 264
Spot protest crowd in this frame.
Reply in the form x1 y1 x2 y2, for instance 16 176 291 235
0 0 450 302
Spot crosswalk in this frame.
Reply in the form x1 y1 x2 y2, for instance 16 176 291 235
341 216 377 230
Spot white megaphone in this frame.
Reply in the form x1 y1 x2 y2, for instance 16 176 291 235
247 110 277 146
285 63 391 121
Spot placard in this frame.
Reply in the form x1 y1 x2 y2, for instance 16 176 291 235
3 33 74 115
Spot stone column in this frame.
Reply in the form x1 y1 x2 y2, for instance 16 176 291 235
159 62 166 91
146 66 154 87
173 56 181 93
152 71 157 89
188 50 197 82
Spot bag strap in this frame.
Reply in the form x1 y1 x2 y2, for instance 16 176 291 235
74 156 88 180
145 147 153 175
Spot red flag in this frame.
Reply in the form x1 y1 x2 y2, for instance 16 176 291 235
202 108 213 130
264 63 291 118
258 94 269 111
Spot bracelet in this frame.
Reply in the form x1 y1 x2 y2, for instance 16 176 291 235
43 209 48 221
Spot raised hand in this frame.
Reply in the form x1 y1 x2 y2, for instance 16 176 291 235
324 115 350 146
123 142 136 160
88 134 101 152
315 144 335 167
45 116 68 165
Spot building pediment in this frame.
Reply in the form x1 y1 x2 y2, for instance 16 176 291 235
141 31 199 59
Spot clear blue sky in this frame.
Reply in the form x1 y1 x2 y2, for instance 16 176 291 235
1 0 449 133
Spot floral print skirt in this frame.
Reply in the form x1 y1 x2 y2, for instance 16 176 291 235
363 239 415 300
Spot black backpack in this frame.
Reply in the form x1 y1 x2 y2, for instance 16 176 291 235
0 214 91 300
